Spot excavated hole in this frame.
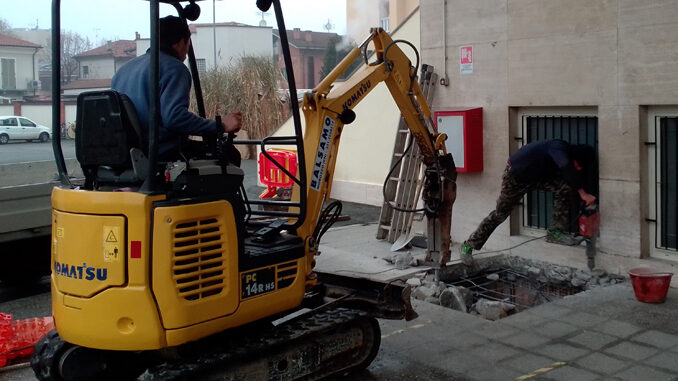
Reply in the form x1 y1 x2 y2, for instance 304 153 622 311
442 268 582 318
408 255 625 321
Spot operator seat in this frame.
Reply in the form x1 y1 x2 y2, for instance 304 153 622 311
75 90 148 189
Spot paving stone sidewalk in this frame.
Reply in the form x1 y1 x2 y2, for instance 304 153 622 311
319 223 678 381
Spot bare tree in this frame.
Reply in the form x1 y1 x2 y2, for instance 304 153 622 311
60 31 92 84
0 18 13 35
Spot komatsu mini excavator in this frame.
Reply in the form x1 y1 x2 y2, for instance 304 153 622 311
31 0 457 379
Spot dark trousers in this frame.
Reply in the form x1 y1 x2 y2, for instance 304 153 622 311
466 165 575 250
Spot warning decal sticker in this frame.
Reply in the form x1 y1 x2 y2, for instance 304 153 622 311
103 226 121 262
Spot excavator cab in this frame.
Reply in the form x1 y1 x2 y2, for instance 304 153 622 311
33 0 452 380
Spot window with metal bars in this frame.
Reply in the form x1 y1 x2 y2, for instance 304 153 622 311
1 58 16 90
653 117 678 251
521 115 599 233
196 59 207 74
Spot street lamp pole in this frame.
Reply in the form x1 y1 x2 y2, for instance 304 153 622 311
213 0 217 69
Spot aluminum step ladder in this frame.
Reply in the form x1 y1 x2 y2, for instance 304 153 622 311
376 64 438 245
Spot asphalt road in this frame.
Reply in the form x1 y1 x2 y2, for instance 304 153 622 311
0 140 76 164
0 291 464 381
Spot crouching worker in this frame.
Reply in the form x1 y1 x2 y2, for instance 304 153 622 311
459 139 596 266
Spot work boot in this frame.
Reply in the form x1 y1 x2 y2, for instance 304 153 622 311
546 230 584 246
459 242 474 266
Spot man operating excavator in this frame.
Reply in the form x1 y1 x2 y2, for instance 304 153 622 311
112 15 242 160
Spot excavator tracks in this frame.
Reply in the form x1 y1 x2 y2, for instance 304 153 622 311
32 308 381 381
141 307 381 381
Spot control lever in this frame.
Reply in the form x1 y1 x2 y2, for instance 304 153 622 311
214 114 241 167
215 114 223 161
253 219 286 243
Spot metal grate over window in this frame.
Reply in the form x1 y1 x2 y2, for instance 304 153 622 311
196 59 207 74
656 117 678 251
522 116 599 233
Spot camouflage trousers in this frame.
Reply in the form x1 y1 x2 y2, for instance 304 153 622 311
466 165 575 250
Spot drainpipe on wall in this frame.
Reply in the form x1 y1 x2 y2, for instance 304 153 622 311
440 0 449 86
33 47 39 95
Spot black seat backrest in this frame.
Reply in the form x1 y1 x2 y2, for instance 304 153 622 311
75 90 147 189
75 90 144 168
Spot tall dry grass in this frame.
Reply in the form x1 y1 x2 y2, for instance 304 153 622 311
190 55 290 140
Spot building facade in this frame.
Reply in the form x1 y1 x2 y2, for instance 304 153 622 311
0 33 42 100
74 40 136 80
273 28 340 90
346 0 418 43
418 0 678 274
135 23 272 72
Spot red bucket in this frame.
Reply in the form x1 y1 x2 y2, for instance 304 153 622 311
628 267 673 303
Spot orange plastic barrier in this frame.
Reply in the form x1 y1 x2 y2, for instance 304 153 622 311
0 313 54 367
258 149 298 199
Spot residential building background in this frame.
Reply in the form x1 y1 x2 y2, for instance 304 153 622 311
0 33 41 101
135 23 272 72
346 0 418 42
75 40 136 80
273 28 340 90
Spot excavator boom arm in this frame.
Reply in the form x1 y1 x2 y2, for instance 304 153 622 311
299 28 457 265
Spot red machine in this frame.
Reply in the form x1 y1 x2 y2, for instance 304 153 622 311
578 204 600 270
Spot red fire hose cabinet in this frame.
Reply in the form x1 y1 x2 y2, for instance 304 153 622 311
434 108 483 172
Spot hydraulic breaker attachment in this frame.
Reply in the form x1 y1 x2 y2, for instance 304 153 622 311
423 154 458 266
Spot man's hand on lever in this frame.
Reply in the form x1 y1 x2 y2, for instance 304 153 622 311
221 112 243 134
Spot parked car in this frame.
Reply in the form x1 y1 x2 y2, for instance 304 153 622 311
0 116 52 143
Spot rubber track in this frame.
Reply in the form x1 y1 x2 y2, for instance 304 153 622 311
138 308 374 381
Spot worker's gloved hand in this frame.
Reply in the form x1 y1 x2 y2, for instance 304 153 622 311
221 112 242 134
577 188 596 207
581 193 596 207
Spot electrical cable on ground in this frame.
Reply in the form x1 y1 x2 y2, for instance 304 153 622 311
470 234 547 256
329 235 550 276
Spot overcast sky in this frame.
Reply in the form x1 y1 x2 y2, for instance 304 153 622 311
4 0 347 43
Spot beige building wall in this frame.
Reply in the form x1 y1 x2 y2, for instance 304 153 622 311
347 0 420 43
389 0 419 31
346 0 382 43
420 0 678 276
78 56 115 79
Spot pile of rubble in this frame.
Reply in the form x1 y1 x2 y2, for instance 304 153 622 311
402 254 626 321
406 275 517 320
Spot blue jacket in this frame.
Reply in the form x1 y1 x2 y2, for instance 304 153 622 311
111 50 217 159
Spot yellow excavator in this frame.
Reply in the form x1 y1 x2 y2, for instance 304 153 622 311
31 0 457 379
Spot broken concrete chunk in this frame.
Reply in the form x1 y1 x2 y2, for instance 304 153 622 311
547 266 571 283
406 277 422 287
472 298 516 321
574 270 592 282
412 285 437 301
571 277 587 287
393 252 415 270
439 286 473 313
486 273 500 281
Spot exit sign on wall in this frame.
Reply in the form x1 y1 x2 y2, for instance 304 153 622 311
460 46 473 75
